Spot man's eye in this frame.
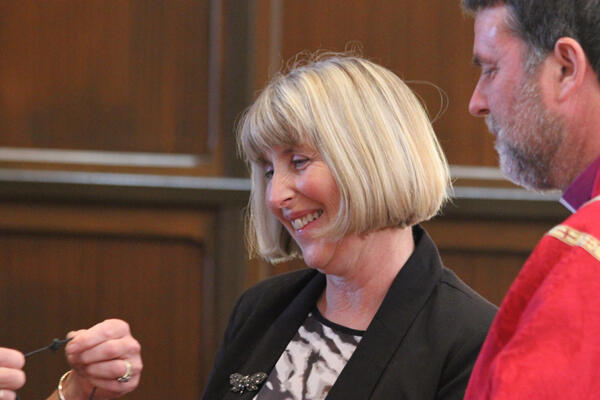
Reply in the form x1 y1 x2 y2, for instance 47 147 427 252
264 168 273 179
482 67 497 77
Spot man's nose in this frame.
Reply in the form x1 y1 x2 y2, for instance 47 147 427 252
468 81 490 117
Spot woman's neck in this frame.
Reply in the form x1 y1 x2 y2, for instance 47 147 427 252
317 226 414 330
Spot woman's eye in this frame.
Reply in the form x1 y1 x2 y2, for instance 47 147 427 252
264 168 274 179
292 157 309 169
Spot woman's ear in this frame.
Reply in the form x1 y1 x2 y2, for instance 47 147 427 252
552 37 588 101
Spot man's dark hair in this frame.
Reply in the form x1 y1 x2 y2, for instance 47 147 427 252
462 0 600 79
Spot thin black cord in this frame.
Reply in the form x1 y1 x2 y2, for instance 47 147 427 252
24 337 73 358
17 337 96 400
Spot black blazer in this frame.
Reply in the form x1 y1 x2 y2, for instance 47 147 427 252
203 226 496 399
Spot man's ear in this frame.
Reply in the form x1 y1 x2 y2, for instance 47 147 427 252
552 37 588 101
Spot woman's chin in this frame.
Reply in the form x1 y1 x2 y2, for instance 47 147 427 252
298 242 337 273
299 247 320 268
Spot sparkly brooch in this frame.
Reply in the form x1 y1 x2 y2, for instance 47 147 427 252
229 372 268 394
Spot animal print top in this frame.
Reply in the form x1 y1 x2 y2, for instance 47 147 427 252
253 308 364 400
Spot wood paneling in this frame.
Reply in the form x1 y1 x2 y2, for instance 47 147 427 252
0 0 235 176
251 0 492 167
443 250 526 306
423 216 566 306
0 0 210 154
0 201 218 399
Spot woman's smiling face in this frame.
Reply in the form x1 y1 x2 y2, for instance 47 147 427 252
263 145 342 270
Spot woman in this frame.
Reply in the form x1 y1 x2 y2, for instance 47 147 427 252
0 319 141 400
203 54 496 399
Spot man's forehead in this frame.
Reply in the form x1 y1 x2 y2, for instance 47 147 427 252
473 5 519 60
474 3 510 27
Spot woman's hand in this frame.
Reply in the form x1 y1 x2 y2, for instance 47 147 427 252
61 319 142 400
0 348 25 400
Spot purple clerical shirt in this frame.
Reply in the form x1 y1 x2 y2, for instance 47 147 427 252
560 156 600 212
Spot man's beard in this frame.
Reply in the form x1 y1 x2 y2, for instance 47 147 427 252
485 76 565 191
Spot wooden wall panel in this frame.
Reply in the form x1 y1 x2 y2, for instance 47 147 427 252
423 216 566 306
442 251 526 306
0 201 218 399
0 0 210 155
251 0 493 167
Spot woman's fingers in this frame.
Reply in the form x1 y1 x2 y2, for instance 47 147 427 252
0 348 25 400
63 319 142 399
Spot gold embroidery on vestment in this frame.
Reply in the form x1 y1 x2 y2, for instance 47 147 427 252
547 225 600 262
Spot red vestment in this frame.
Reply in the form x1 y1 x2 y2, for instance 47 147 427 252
465 170 600 399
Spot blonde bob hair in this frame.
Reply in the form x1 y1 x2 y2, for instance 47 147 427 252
238 53 451 262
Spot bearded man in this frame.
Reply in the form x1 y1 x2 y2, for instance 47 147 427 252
462 0 600 398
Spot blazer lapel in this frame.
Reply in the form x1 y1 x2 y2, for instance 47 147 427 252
223 272 326 400
326 226 442 399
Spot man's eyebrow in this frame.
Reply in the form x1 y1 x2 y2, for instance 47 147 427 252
472 55 482 67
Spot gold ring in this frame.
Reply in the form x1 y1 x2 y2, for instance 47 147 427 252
117 360 133 383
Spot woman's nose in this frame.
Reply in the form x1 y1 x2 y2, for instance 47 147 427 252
266 171 294 209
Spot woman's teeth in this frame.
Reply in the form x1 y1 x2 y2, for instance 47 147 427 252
292 210 323 230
